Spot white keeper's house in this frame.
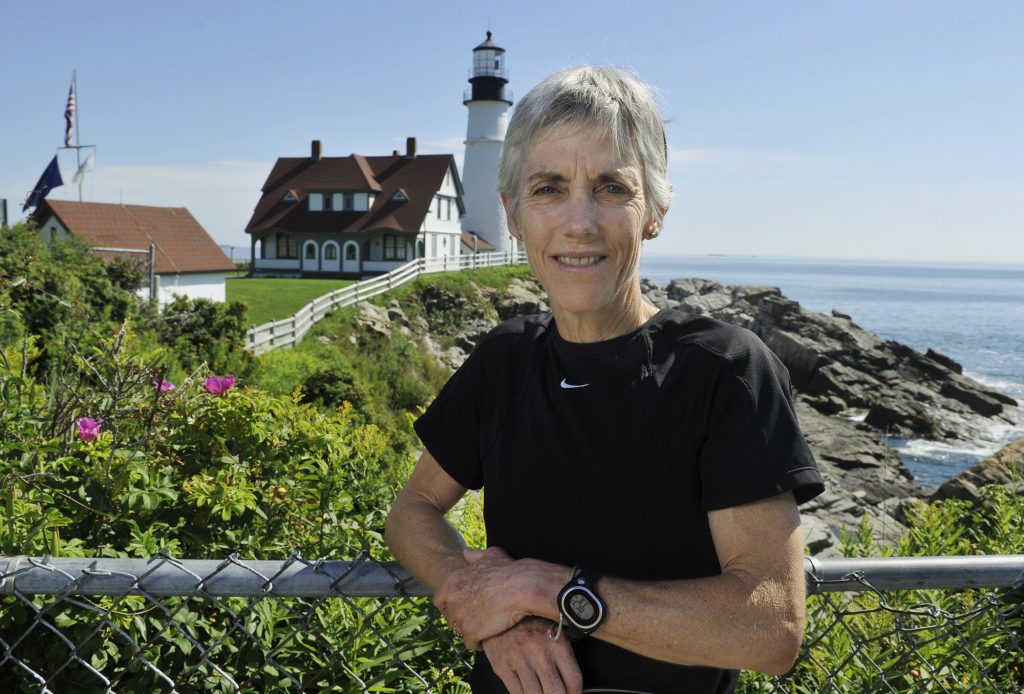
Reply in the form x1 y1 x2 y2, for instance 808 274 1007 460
34 199 236 305
245 138 465 277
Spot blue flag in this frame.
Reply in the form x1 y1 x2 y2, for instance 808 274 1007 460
22 156 64 212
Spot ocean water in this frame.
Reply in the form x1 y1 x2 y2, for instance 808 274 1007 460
639 254 1024 487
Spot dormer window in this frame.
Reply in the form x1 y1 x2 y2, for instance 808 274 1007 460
283 191 297 203
392 190 407 202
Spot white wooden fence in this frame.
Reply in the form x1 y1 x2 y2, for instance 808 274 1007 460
245 251 527 355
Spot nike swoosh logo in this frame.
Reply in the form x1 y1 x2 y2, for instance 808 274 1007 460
560 379 590 389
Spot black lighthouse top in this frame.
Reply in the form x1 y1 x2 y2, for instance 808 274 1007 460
464 31 512 105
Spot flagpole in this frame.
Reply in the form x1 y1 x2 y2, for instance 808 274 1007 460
73 70 82 201
60 69 96 203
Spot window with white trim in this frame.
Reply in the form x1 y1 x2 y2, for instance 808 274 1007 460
384 235 408 261
277 234 298 259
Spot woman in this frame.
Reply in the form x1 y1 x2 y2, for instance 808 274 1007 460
386 67 824 694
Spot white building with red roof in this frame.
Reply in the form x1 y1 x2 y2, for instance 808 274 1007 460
34 199 236 305
245 138 464 277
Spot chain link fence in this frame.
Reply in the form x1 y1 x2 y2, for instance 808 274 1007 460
2 553 1023 692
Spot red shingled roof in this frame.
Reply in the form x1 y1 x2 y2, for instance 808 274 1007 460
37 200 235 274
245 152 461 236
461 231 495 251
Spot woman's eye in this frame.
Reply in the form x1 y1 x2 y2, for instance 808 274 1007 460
600 184 631 197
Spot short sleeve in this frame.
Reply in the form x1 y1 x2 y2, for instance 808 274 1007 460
413 346 487 490
698 336 824 510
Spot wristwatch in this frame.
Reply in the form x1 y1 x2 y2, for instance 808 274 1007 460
557 567 606 640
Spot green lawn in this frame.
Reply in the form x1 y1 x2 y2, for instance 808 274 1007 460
227 277 354 326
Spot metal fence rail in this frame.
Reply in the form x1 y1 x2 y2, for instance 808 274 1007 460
245 251 527 355
2 553 1023 692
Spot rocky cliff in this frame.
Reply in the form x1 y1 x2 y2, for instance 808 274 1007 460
355 274 1022 556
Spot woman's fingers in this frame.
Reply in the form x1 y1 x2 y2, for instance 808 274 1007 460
484 618 580 694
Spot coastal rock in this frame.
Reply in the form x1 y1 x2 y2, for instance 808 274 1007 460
641 278 1022 443
493 278 550 320
793 401 917 554
926 348 963 374
412 278 549 372
929 438 1024 504
354 302 392 337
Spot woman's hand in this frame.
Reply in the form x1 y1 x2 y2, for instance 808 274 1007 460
435 546 526 650
482 618 583 694
436 545 572 649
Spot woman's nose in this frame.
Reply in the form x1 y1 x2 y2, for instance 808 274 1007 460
563 192 597 237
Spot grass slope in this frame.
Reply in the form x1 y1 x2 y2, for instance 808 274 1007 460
227 277 354 326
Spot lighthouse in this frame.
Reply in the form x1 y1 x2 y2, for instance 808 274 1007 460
462 31 513 255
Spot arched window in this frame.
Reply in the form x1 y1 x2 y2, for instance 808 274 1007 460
324 244 338 260
346 244 357 260
305 244 316 259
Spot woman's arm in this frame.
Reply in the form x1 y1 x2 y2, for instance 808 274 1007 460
386 451 583 694
435 491 807 676
385 450 471 589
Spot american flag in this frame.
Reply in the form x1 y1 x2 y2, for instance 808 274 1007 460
64 82 75 147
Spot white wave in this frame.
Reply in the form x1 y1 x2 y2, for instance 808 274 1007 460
963 370 1022 395
891 438 1001 461
894 421 1024 460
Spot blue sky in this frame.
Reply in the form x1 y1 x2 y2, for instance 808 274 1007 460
2 1 1021 263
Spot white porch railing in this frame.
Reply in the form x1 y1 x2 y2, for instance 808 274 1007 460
245 251 527 355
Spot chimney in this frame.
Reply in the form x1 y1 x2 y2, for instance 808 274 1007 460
311 140 322 161
392 150 401 156
406 137 417 159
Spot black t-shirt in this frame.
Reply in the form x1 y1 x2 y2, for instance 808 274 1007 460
414 309 824 693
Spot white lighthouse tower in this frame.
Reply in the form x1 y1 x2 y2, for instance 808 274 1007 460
462 31 513 255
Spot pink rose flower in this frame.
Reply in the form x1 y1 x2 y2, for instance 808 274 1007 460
152 379 176 393
77 417 103 442
204 374 236 395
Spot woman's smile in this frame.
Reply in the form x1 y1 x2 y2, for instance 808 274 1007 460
554 254 606 268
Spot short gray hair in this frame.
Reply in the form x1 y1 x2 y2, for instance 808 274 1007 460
497 66 672 227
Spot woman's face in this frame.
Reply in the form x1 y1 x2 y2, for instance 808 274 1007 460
505 126 656 326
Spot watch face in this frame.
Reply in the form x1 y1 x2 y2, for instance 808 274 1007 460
568 591 597 623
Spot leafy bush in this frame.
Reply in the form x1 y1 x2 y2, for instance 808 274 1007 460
146 295 255 381
0 318 450 691
739 487 1024 692
0 222 145 375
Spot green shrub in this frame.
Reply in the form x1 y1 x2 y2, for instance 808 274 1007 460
739 486 1024 692
0 222 145 375
145 295 256 381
